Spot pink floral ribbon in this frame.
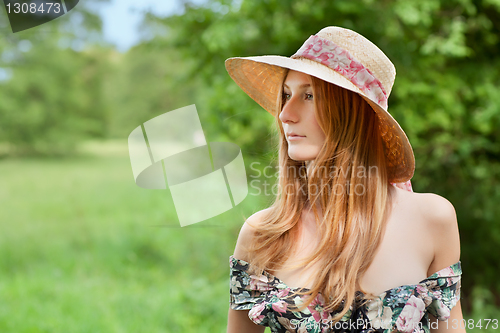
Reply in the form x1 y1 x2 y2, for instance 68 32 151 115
292 35 388 109
391 180 413 192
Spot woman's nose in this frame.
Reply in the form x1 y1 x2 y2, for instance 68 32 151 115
279 97 299 123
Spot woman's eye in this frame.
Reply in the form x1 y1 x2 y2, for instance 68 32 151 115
282 92 312 101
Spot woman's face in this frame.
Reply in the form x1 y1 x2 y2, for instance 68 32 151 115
280 70 326 161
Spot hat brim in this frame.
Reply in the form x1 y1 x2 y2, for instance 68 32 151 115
225 56 415 183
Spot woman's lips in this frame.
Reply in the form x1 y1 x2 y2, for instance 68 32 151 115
288 135 305 141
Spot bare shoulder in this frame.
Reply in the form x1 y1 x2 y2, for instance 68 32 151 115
414 191 459 243
396 187 461 274
232 208 272 261
418 192 457 225
394 186 457 227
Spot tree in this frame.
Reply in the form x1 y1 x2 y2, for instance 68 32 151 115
0 0 112 156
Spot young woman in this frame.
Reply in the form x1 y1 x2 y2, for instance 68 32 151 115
225 27 463 333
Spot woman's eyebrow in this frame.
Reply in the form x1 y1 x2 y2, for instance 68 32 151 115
283 83 312 89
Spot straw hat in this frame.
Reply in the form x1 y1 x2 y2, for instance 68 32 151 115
225 26 415 183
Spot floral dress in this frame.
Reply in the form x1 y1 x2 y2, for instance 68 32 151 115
229 256 461 333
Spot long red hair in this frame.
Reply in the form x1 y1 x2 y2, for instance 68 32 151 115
245 70 396 322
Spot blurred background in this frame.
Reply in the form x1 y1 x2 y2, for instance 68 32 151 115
0 0 499 331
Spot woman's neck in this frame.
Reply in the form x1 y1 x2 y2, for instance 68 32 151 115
305 160 314 178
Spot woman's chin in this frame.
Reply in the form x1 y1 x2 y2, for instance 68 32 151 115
287 152 317 161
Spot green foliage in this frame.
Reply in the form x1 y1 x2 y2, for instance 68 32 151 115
0 1 111 156
0 44 112 155
104 41 202 139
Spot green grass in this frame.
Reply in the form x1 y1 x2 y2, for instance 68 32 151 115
0 143 268 333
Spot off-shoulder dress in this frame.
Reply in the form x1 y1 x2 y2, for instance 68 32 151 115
229 256 461 333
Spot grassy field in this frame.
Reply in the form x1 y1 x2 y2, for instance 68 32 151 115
0 140 497 332
0 141 271 333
